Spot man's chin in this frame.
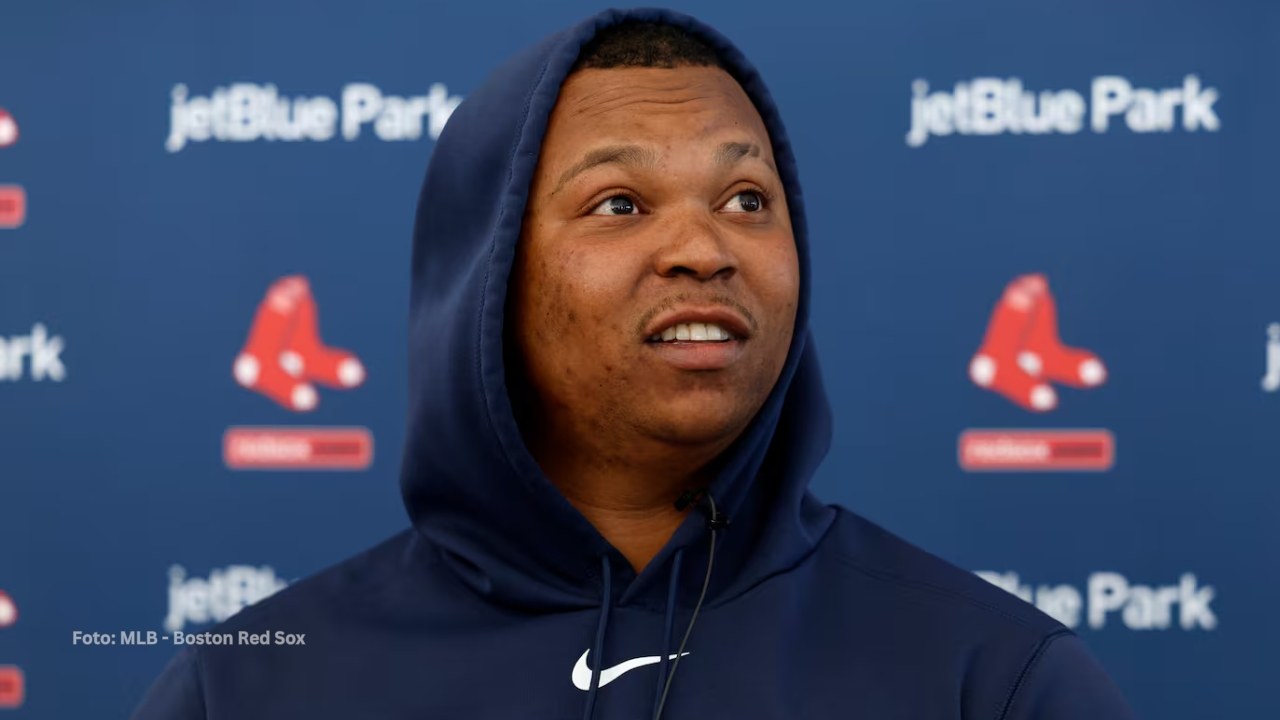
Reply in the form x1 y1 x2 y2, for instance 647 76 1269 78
638 406 755 449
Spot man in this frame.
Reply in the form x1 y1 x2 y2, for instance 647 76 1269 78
135 9 1134 719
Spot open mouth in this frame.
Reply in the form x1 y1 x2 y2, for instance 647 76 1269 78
646 322 736 343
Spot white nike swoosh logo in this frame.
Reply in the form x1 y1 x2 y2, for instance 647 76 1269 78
571 648 690 691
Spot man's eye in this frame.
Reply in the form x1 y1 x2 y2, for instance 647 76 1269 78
723 190 765 213
589 195 638 216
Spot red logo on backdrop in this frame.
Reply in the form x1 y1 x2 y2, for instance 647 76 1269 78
0 666 23 708
0 185 25 229
959 429 1114 472
0 109 16 148
226 275 373 471
233 275 365 411
962 274 1114 472
224 427 373 470
968 273 1106 412
0 591 15 628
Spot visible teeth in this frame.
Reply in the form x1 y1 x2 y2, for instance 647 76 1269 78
654 322 732 342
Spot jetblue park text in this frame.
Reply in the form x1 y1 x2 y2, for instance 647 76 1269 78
907 74 1219 147
165 82 462 153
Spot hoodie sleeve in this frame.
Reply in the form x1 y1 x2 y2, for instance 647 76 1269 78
131 649 207 720
1001 631 1136 720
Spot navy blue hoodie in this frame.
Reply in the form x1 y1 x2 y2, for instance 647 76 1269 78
134 8 1135 719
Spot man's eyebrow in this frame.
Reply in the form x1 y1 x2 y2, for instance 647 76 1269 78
551 144 660 196
715 141 777 175
550 141 779 197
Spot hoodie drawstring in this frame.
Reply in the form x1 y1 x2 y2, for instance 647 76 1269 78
586 491 722 720
650 548 684 718
582 554 613 720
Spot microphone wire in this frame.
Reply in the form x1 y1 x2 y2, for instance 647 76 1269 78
653 490 721 720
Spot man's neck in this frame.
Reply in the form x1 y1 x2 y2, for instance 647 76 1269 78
559 483 690 574
528 439 722 573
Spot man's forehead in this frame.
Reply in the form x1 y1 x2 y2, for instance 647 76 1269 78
556 65 763 123
544 66 777 175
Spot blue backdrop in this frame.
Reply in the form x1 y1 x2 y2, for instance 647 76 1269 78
1 0 1276 716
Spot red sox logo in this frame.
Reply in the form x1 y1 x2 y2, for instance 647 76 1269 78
0 591 14 628
960 273 1113 473
0 109 16 148
968 273 1106 412
226 276 372 470
233 275 365 411
0 591 16 708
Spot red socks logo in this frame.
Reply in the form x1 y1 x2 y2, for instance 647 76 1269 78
0 591 14 628
0 110 24 230
0 108 16 148
969 274 1106 412
233 275 365 411
0 591 16 709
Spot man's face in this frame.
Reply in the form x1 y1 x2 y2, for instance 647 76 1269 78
511 65 799 453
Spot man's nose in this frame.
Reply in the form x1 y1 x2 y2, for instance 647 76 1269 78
653 211 737 282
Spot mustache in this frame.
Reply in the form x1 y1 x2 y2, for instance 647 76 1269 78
633 293 760 337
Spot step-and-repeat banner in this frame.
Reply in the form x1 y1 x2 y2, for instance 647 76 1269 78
2 1 1276 716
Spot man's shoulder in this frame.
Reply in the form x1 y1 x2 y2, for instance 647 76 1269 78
822 506 1066 638
200 528 433 636
810 508 1132 719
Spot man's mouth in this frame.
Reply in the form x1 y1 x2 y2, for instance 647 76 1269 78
642 313 749 371
646 322 736 343
640 307 753 370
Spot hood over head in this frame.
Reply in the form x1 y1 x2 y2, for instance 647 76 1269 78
400 7 835 613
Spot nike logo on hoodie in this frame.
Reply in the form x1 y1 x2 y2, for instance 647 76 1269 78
571 649 690 691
